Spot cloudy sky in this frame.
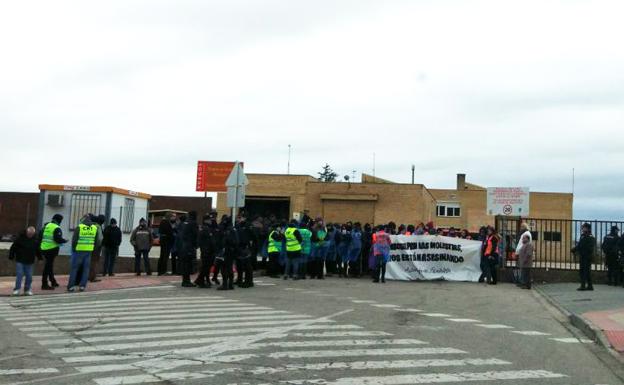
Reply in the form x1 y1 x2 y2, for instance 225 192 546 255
1 0 623 219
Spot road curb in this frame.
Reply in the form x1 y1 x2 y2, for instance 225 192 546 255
534 286 624 364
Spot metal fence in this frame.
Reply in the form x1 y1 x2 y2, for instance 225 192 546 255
495 216 624 271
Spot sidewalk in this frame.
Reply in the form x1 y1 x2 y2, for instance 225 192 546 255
537 283 624 357
0 273 181 297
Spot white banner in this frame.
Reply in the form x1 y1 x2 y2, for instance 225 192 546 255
386 235 483 282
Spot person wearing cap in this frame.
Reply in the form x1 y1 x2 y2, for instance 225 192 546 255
39 214 67 290
130 218 153 276
602 226 621 286
102 218 122 276
572 223 596 291
88 214 106 282
179 211 199 287
68 214 99 292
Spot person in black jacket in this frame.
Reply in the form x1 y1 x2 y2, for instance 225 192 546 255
158 214 175 276
39 214 68 290
602 226 620 286
10 227 41 296
195 214 217 288
180 212 199 287
218 223 239 290
102 218 122 276
235 217 255 288
572 223 596 291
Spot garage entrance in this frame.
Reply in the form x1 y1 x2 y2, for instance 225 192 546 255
244 196 290 221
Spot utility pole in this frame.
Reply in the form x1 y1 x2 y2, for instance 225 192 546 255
411 164 415 184
373 152 376 179
287 144 291 175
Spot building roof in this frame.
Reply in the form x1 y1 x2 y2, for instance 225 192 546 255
39 184 151 199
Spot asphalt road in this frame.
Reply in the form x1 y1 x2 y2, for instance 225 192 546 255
1 277 623 385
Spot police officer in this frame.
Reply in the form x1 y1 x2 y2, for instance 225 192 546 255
218 223 238 290
572 223 595 291
602 226 621 286
235 216 254 288
283 220 303 280
180 212 199 287
68 215 99 292
39 214 67 290
195 214 217 288
266 224 284 278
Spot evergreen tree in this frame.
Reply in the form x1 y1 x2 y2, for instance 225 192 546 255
318 164 338 182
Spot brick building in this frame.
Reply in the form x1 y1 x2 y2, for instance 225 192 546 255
216 173 573 231
0 192 39 240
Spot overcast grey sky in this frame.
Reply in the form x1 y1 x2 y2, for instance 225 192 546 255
1 0 623 219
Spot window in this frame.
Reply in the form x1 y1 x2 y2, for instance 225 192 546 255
69 194 102 230
122 198 135 233
437 203 461 217
543 231 562 242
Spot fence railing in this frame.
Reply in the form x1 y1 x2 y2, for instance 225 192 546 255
495 216 624 271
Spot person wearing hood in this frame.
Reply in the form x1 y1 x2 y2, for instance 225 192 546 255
10 226 40 296
39 214 67 290
235 216 255 288
218 223 239 290
157 213 176 276
88 214 106 282
68 214 100 292
102 218 122 276
179 211 198 287
195 214 218 288
602 226 621 286
130 218 153 276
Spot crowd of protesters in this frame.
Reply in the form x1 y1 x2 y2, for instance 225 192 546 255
8 208 544 295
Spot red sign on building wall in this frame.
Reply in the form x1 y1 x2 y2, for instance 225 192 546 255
196 161 242 192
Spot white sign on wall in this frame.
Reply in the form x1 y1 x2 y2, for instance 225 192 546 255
487 187 530 216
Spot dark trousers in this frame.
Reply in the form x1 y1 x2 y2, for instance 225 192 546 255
103 246 119 275
158 241 172 275
267 252 280 277
579 256 593 288
310 259 324 279
171 251 179 274
520 267 531 288
41 248 59 287
237 257 254 286
220 256 234 289
486 257 498 284
134 250 151 274
181 250 195 284
374 257 386 282
195 249 214 286
89 248 101 282
606 255 621 285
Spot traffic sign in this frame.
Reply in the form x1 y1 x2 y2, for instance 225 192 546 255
226 161 248 209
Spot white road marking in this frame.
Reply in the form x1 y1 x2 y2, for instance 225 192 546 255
512 331 551 336
269 347 467 359
550 337 592 343
5 286 177 305
39 319 334 345
2 299 239 316
394 308 423 313
90 359 512 385
17 306 273 326
371 304 400 308
27 314 311 337
255 283 276 286
289 370 566 384
48 324 362 354
422 313 452 317
476 324 514 329
5 303 263 321
250 338 427 349
352 300 377 304
285 331 390 338
446 319 480 323
0 368 59 375
19 310 292 331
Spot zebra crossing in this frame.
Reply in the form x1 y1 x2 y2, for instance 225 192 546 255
0 292 570 385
